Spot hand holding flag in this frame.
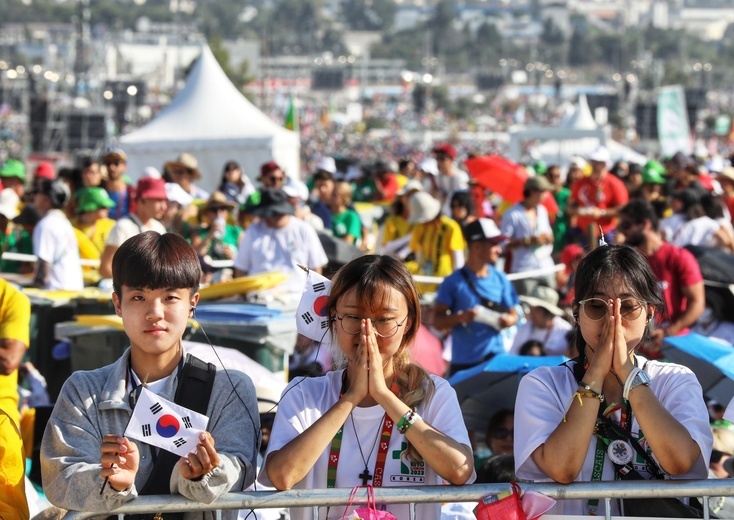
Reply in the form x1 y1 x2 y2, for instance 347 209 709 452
125 387 209 458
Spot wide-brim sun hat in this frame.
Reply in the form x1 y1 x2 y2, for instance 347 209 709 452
519 285 564 316
164 152 202 180
408 191 441 225
202 191 237 212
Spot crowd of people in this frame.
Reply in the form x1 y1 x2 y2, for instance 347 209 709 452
1 140 734 518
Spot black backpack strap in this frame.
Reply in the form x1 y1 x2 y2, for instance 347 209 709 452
130 354 216 519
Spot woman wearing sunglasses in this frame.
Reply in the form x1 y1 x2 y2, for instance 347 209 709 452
260 255 475 520
514 244 712 516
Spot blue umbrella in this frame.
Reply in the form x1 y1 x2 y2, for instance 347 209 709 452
448 353 568 432
661 333 734 404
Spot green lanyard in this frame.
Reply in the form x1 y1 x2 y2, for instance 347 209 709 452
587 400 634 515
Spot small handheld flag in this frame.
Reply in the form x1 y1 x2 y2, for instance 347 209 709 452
125 387 209 457
296 268 332 341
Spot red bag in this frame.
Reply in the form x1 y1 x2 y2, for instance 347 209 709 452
474 482 527 520
342 485 398 520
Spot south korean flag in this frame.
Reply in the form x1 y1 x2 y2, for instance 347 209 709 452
125 387 209 457
296 268 332 341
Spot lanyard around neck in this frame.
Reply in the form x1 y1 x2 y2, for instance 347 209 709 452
326 377 400 488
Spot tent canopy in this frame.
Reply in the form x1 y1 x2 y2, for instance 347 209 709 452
120 46 299 193
508 95 647 169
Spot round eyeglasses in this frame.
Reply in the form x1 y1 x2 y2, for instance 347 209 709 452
578 298 646 322
335 313 408 338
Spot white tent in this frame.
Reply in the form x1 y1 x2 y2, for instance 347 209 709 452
508 95 647 169
119 46 299 193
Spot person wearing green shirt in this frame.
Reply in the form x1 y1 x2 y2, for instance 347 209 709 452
329 181 362 245
0 188 33 274
545 165 570 255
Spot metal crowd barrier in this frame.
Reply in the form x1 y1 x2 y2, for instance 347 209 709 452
62 479 734 520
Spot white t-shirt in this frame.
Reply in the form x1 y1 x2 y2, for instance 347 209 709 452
500 203 554 273
514 357 712 516
32 209 83 290
660 213 686 242
105 214 167 247
509 316 572 356
233 218 328 295
259 370 475 520
672 216 720 249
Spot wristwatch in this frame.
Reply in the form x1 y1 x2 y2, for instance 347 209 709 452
628 370 651 396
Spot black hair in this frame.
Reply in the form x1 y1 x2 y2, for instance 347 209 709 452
398 159 414 172
312 169 334 183
78 156 99 169
702 193 725 220
518 339 546 356
487 408 514 434
220 160 242 185
571 244 665 357
476 454 516 484
619 200 660 231
450 190 474 215
112 231 201 296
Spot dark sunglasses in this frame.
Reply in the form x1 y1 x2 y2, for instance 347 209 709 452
267 176 285 183
489 428 514 440
105 160 122 167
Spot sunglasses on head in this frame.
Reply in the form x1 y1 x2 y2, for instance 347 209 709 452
489 428 514 439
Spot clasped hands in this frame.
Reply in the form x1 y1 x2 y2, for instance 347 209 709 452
584 298 637 386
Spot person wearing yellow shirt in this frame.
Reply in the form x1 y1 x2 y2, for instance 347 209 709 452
0 278 31 519
408 192 465 278
73 187 117 256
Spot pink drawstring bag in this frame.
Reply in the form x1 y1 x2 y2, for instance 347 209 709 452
475 482 556 520
342 486 398 520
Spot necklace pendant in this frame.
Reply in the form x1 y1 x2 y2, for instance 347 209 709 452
608 439 634 465
359 467 373 486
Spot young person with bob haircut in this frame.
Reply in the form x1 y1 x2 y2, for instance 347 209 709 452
514 244 711 516
41 231 260 518
260 255 475 520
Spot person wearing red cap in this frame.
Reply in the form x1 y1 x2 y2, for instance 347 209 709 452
98 177 168 278
242 161 287 218
34 162 54 179
432 143 469 215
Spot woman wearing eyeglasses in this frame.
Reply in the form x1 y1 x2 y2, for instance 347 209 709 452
514 244 712 516
260 255 475 520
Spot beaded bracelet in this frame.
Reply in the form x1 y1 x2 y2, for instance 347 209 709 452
396 410 414 434
397 409 421 434
573 391 604 405
578 382 603 400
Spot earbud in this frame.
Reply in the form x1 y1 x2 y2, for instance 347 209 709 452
572 313 579 319
190 306 196 313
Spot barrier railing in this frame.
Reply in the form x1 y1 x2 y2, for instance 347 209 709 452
62 479 734 520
